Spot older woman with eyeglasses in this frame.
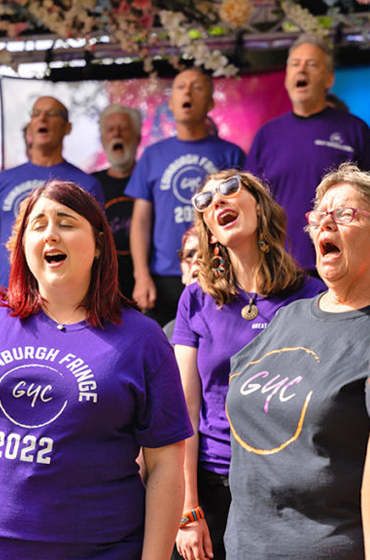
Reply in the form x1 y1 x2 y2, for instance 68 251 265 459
171 170 324 560
224 163 370 560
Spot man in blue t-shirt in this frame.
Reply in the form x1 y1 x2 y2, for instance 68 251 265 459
0 96 104 288
126 68 246 326
247 33 370 274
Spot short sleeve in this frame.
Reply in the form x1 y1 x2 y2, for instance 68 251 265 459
133 325 193 448
125 149 153 202
171 285 200 348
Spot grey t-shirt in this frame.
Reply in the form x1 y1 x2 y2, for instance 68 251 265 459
226 294 370 559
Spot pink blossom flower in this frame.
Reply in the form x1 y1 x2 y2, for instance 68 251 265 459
115 0 130 15
7 22 29 37
132 0 152 10
138 12 154 29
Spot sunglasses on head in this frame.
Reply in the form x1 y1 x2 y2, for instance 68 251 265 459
191 175 242 213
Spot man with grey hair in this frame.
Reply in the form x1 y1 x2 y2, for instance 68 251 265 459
93 103 142 298
247 33 370 274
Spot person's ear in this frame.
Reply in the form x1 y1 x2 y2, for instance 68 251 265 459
325 72 335 91
64 121 72 137
207 97 215 113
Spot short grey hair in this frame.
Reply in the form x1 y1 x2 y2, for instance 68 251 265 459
314 162 370 208
288 33 334 73
173 67 214 97
99 104 142 137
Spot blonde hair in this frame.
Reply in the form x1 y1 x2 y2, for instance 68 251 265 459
195 170 304 306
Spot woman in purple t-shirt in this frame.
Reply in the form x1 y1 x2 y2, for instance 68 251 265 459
172 170 324 560
0 180 192 560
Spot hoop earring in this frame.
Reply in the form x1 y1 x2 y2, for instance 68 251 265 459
258 234 270 254
211 244 226 279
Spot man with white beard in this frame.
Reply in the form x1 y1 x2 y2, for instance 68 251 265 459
93 104 142 299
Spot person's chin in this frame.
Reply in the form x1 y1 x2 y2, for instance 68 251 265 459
317 263 342 284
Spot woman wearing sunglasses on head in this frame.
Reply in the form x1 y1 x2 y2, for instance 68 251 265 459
224 163 370 559
171 170 324 560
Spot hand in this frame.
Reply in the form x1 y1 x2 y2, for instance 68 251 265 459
132 274 157 312
176 519 214 560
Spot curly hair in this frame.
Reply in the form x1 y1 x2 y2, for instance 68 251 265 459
195 170 304 306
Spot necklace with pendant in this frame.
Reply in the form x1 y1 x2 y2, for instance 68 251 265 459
44 308 82 331
241 292 259 321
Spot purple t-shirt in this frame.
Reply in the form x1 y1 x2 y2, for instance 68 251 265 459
247 108 370 271
172 278 324 475
0 305 192 558
125 136 246 276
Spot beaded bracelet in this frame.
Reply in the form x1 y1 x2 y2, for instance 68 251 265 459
179 506 205 528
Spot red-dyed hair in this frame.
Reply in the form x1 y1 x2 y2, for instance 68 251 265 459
0 180 124 328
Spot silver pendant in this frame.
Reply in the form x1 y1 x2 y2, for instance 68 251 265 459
241 303 258 320
57 324 65 331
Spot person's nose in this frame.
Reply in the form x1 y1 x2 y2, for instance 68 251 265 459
297 59 307 70
112 125 122 137
38 111 50 121
190 250 199 264
212 190 226 209
320 212 337 231
43 224 60 243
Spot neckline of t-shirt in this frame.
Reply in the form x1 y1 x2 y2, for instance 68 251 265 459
40 310 88 332
310 293 370 320
29 160 66 170
292 107 328 120
238 289 262 303
175 135 213 145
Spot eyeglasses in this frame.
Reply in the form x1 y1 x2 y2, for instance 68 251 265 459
177 248 198 263
30 110 68 120
306 206 370 227
191 175 242 213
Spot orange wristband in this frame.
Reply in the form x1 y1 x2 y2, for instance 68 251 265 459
179 506 205 528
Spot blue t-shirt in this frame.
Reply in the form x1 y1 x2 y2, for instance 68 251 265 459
125 136 246 276
172 277 324 475
247 107 370 271
0 305 192 558
0 160 105 288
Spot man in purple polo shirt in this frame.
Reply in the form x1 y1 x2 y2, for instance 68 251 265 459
247 33 370 274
